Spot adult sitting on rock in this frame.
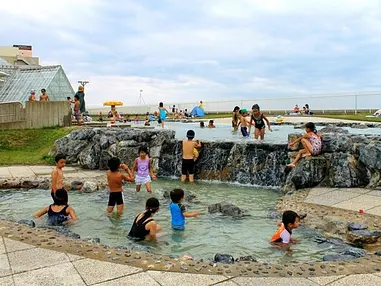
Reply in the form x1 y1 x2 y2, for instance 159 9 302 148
287 122 322 167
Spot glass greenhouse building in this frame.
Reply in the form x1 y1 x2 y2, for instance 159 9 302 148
0 63 74 103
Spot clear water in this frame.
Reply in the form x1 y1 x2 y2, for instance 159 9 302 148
132 121 381 143
0 180 339 263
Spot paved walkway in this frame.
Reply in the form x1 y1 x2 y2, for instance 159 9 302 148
304 188 381 216
1 237 381 286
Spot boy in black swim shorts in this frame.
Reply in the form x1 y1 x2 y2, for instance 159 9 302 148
181 130 201 183
106 157 134 216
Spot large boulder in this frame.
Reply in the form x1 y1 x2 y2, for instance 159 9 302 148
347 230 381 244
347 222 368 231
214 253 234 264
320 125 349 134
358 143 381 171
78 143 101 169
81 181 99 193
70 128 95 140
284 156 327 191
322 135 354 153
208 202 246 217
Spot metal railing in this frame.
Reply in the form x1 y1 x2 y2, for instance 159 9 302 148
87 92 381 115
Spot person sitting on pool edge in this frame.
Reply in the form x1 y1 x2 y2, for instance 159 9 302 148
287 122 322 167
128 197 161 241
181 130 201 183
271 210 300 247
170 189 198 230
34 189 77 225
106 157 134 216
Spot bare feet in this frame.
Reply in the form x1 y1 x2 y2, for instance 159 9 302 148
302 153 311 158
286 163 296 168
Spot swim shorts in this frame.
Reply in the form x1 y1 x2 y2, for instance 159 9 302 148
135 175 152 185
108 192 124 206
182 159 195 175
241 126 249 137
172 225 185 231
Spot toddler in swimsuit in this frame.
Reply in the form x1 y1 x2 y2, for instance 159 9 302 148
106 157 134 216
239 109 250 137
287 122 322 167
271 210 300 247
132 146 157 193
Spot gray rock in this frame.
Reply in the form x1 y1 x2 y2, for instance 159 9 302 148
322 135 353 153
347 230 381 244
78 143 101 169
86 237 101 244
208 202 245 217
17 219 35 228
358 143 381 171
70 128 95 140
99 150 114 170
81 181 98 193
214 253 234 264
320 125 349 134
342 247 366 258
235 255 257 262
70 181 83 190
322 254 356 261
375 251 381 256
40 226 81 239
99 135 110 149
0 179 21 188
284 156 327 191
38 179 50 190
20 180 40 189
351 124 368 129
347 222 368 231
208 203 221 214
119 140 139 148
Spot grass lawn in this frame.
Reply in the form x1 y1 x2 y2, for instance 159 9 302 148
0 127 73 166
316 113 381 122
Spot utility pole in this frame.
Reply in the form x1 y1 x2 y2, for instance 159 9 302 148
78 80 89 90
137 89 145 114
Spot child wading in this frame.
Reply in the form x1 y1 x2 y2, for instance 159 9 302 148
271 211 300 248
181 130 201 183
106 157 134 216
51 154 66 200
287 122 322 167
249 104 272 140
238 109 249 137
170 189 198 230
34 189 77 225
128 198 161 241
132 147 157 193
158 102 169 128
232 106 240 132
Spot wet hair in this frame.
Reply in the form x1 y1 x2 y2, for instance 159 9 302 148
144 197 160 216
138 146 148 154
108 157 121 172
252 104 260 111
55 154 66 163
170 188 185 203
209 120 214 124
159 102 163 107
282 210 300 227
186 130 195 139
41 88 46 93
305 104 309 109
233 106 240 112
200 121 205 128
53 189 68 205
305 122 317 134
74 95 79 100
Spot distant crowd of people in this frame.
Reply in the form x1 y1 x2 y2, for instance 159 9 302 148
292 104 313 115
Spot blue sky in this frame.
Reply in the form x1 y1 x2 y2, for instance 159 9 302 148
1 0 381 107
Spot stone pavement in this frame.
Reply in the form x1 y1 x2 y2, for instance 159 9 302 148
0 236 381 286
304 188 381 216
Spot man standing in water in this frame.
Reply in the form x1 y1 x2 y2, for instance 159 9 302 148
75 86 86 114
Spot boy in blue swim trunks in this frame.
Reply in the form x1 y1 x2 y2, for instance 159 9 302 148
170 188 198 230
239 108 249 137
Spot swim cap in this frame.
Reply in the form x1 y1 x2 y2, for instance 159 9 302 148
241 108 248 113
186 130 195 138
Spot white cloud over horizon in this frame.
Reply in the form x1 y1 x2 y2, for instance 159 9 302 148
1 0 381 108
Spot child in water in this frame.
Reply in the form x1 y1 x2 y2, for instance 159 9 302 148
34 189 77 225
106 157 134 216
128 197 161 241
158 102 169 128
249 104 272 140
287 122 322 167
170 189 198 230
271 210 300 247
51 154 67 200
238 109 249 137
208 120 216 128
181 130 201 183
232 106 240 132
132 146 157 193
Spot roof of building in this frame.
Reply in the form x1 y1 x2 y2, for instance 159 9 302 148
0 65 74 103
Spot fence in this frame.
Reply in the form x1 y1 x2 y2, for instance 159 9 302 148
0 101 71 130
87 92 381 115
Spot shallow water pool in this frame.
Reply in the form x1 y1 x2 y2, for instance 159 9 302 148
0 180 341 263
133 122 381 143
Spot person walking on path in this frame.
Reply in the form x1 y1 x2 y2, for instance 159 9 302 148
75 86 86 113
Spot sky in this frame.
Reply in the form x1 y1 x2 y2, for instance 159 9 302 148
0 0 381 108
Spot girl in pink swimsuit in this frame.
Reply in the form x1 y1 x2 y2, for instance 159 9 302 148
132 146 157 193
287 122 322 167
